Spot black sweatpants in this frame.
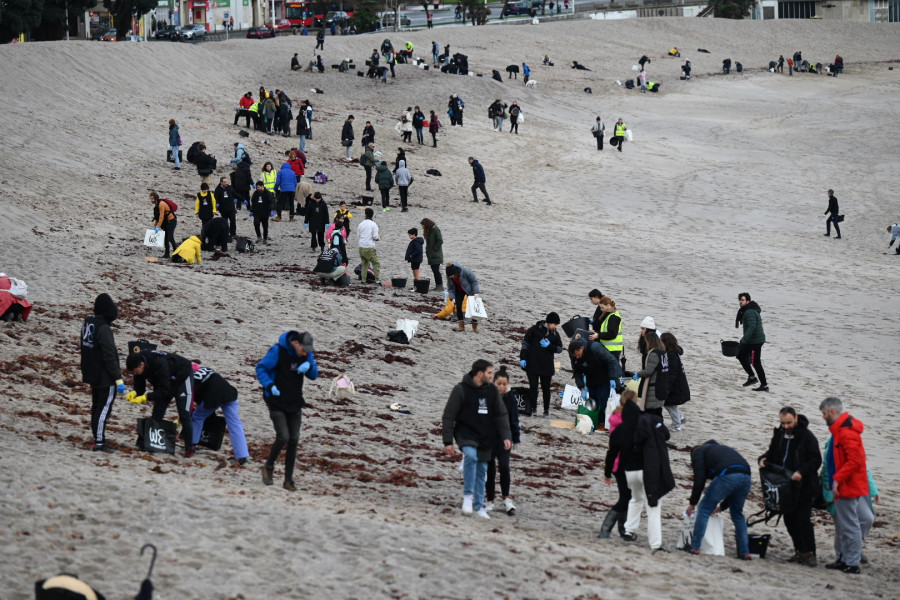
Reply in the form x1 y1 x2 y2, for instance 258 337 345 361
486 445 511 501
254 214 269 241
455 293 471 322
737 343 767 386
528 371 552 415
611 467 632 512
90 385 116 445
234 109 251 127
266 408 302 483
783 495 817 554
150 377 194 452
162 217 177 255
429 263 443 289
310 228 326 250
380 188 390 208
364 165 373 191
398 185 408 209
596 133 604 150
431 131 438 147
509 117 518 134
277 192 295 218
471 182 490 203
616 136 625 152
221 210 236 237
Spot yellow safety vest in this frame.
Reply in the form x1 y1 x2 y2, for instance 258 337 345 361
262 170 276 192
249 102 260 114
600 310 623 352
615 123 627 137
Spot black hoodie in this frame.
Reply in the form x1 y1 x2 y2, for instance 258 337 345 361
132 350 194 404
520 320 563 376
442 373 511 462
689 440 751 505
80 294 122 387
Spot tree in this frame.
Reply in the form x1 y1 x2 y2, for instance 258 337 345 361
709 0 754 18
103 0 157 39
459 0 489 25
0 0 45 42
31 0 97 41
352 0 379 32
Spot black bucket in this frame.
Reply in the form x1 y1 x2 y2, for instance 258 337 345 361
748 534 770 558
721 340 740 357
562 316 591 338
391 278 407 288
414 279 430 294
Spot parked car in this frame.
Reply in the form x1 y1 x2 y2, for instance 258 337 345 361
273 18 293 32
91 27 109 41
100 28 118 41
177 24 207 40
154 25 178 40
247 26 275 39
502 1 532 16
325 11 350 25
381 12 411 27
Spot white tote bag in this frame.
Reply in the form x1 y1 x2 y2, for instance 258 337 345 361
144 229 165 248
561 384 582 410
677 514 725 555
328 374 356 400
625 129 634 142
464 297 488 320
396 318 419 341
605 389 620 429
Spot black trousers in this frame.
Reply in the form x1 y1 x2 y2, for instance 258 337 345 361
429 263 443 288
150 377 193 452
277 192 295 218
783 494 816 554
398 185 408 209
310 228 325 249
455 293 470 322
380 188 390 208
364 165 373 190
266 408 302 483
254 214 269 240
234 109 251 127
221 210 236 236
616 136 625 152
162 217 177 255
826 214 841 237
510 118 518 134
528 371 552 414
596 133 604 150
737 343 767 385
431 131 438 147
316 39 324 50
90 385 116 444
471 182 490 203
611 467 632 512
486 445 511 501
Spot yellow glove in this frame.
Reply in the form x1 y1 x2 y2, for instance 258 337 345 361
125 391 137 402
129 394 148 405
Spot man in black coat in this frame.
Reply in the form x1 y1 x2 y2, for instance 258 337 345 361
194 144 217 185
230 159 253 211
759 407 822 566
824 188 841 239
341 115 355 160
568 338 621 424
124 349 196 457
214 177 237 237
686 440 753 559
519 312 563 417
201 216 230 252
305 192 329 252
79 293 124 451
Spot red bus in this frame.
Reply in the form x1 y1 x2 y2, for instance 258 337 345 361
284 2 355 28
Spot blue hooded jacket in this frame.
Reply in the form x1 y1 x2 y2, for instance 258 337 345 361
275 162 298 193
256 331 318 398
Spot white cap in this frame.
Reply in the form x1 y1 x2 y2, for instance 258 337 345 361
640 316 656 330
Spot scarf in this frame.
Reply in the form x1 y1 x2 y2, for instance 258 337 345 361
735 300 761 328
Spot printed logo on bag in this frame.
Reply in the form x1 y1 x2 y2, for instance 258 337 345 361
148 426 167 451
147 232 162 244
478 397 488 415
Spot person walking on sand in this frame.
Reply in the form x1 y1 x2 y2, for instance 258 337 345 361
421 218 444 290
168 119 182 170
442 359 512 519
591 116 605 150
395 159 411 212
614 118 627 153
777 55 785 73
214 177 237 237
189 365 249 464
255 331 318 492
274 160 298 222
305 192 329 253
468 157 492 205
684 440 753 560
357 208 381 284
508 101 521 134
80 293 125 452
446 263 481 332
520 312 564 417
824 189 842 239
660 332 690 431
735 292 768 392
759 406 821 567
429 111 441 147
625 408 675 553
124 349 197 458
486 367 520 516
341 115 355 160
250 181 274 244
375 160 394 212
600 389 637 539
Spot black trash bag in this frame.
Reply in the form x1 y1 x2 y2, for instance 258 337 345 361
387 329 409 344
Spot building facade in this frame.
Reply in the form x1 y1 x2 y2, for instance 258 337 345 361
753 0 900 21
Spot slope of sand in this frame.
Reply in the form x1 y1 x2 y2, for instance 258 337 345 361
1 18 899 599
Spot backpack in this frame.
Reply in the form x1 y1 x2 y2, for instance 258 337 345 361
162 198 178 213
748 464 799 526
186 141 201 164
313 172 327 184
235 237 254 253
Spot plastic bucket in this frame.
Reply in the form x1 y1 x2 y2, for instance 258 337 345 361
413 279 430 294
748 534 770 558
721 340 740 357
391 278 407 288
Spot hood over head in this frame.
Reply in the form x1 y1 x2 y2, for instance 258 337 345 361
93 293 118 323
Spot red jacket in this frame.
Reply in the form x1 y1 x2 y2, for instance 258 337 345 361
287 157 305 177
829 412 868 499
239 96 254 109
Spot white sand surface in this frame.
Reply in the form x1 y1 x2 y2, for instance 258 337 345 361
1 17 899 599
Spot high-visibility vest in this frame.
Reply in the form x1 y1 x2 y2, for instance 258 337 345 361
600 310 623 352
262 169 276 192
615 123 627 137
249 101 260 114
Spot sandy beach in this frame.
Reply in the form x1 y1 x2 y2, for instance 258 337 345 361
1 16 899 599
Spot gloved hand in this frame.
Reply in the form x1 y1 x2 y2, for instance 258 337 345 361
297 361 311 374
304 223 309 229
609 379 617 390
153 227 160 234
539 338 550 348
268 385 281 397
129 394 148 405
580 388 589 401
632 373 640 381
270 210 276 217
519 359 527 369
125 390 137 402
116 379 126 395
249 211 254 217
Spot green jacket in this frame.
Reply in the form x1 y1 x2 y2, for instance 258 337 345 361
425 226 443 264
375 164 394 190
740 308 766 345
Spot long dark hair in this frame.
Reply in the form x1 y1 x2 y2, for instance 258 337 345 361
660 332 681 354
420 217 435 238
644 331 664 352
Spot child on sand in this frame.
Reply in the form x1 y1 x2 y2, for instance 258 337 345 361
404 228 424 281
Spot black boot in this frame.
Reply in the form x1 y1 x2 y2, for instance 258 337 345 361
616 512 627 538
598 509 621 539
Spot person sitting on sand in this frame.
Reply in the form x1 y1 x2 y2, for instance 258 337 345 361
572 61 591 71
291 53 301 71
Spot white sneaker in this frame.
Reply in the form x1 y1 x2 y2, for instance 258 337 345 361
504 498 516 515
461 495 473 515
680 415 689 425
673 423 683 432
484 502 495 512
475 508 491 519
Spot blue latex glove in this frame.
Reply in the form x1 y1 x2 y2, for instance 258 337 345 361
609 380 617 390
580 388 589 401
153 227 160 234
269 385 281 397
632 373 640 381
270 210 276 217
539 338 550 348
304 223 309 229
116 382 126 394
297 361 311 374
249 211 254 217
519 359 526 369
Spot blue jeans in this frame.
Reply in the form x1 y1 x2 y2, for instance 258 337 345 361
190 399 249 460
461 445 488 511
298 134 307 153
169 145 181 168
692 472 751 556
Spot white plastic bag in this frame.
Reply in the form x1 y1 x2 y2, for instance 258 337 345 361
7 277 28 299
561 384 581 410
677 513 725 555
625 129 634 142
144 229 165 248
396 318 419 341
327 374 356 400
575 414 594 435
464 297 488 320
605 389 620 429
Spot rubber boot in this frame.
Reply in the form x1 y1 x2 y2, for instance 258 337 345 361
616 512 627 538
598 509 621 539
456 321 465 332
